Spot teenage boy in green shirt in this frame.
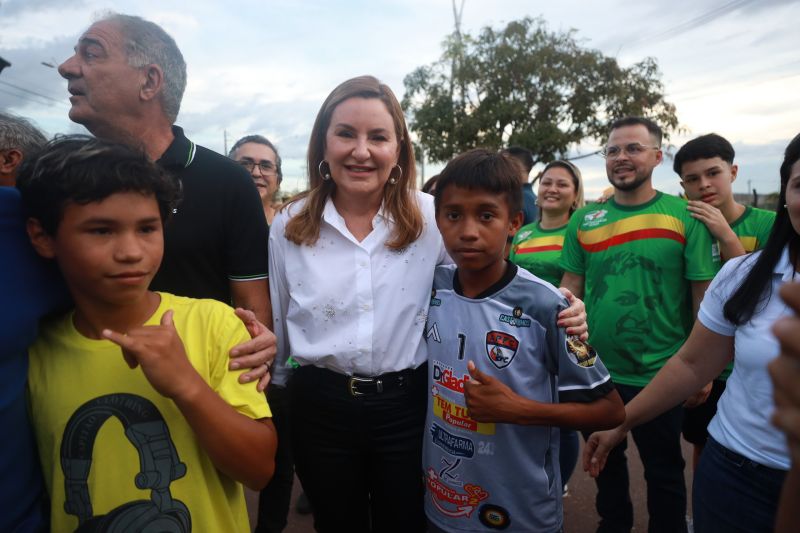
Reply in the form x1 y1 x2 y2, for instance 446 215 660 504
675 132 776 469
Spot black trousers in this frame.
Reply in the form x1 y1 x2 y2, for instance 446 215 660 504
585 383 687 533
289 364 428 533
255 384 294 533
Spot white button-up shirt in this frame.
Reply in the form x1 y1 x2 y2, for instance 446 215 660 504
699 246 794 470
269 191 448 385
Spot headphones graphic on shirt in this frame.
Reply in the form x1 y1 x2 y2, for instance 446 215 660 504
60 393 192 532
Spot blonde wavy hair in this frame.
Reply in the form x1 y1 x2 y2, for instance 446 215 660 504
284 76 422 249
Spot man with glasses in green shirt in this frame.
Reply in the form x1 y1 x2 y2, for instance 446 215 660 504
561 117 721 533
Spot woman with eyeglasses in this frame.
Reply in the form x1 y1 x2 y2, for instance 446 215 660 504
266 76 588 532
584 133 800 533
509 159 585 497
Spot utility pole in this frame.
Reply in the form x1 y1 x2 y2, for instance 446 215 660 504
223 129 228 155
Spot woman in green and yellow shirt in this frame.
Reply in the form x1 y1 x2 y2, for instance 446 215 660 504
510 160 585 286
510 159 585 495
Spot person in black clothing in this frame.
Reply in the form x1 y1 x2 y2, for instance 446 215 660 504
58 13 275 386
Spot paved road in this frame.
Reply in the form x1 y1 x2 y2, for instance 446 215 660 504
247 438 694 532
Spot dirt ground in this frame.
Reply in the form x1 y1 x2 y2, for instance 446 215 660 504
246 438 694 532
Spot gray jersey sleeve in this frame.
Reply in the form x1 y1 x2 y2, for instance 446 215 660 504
532 283 614 403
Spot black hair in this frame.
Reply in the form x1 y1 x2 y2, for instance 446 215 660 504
421 174 439 194
228 134 283 182
434 149 523 216
16 135 181 235
502 146 534 173
673 133 735 176
609 116 663 146
723 132 800 325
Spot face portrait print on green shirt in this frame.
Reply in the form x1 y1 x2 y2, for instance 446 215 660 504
590 251 664 376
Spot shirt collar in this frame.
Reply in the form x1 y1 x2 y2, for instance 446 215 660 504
322 196 394 228
156 126 196 170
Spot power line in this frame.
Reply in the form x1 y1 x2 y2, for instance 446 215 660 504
0 79 63 104
0 86 57 107
623 0 757 50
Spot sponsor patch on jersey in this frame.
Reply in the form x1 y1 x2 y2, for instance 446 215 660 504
426 466 489 518
516 229 533 241
478 504 511 530
499 306 531 328
433 395 495 435
583 209 608 227
433 361 470 393
566 336 597 368
485 331 519 369
430 289 442 307
430 423 475 458
426 323 442 343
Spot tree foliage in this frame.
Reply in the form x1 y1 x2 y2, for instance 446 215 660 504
403 17 679 164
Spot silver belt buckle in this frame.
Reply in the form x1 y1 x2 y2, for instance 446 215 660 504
348 376 385 396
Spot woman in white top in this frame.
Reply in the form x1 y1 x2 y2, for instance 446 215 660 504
268 76 586 532
583 132 800 533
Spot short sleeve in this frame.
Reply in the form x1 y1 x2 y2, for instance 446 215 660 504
542 293 614 403
559 213 585 275
210 305 272 420
683 215 721 281
756 210 776 250
697 257 749 337
224 164 270 281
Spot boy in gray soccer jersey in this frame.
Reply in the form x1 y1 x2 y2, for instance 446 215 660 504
424 149 624 532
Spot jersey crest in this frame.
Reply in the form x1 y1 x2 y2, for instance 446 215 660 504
485 331 519 369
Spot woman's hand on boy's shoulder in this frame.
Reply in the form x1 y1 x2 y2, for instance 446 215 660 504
229 308 277 392
102 310 204 400
557 288 588 341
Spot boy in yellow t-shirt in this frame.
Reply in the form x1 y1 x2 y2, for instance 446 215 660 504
17 136 276 532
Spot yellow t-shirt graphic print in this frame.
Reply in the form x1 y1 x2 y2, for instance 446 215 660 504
28 292 270 532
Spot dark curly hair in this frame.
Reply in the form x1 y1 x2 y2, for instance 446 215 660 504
16 135 181 235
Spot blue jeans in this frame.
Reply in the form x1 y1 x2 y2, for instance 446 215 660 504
584 383 687 533
693 436 786 533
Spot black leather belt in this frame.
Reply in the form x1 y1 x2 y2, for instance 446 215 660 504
299 365 423 397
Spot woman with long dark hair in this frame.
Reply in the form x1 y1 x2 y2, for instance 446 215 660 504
583 132 800 532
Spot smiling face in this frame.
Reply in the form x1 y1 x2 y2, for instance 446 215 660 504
680 157 737 209
232 142 280 203
34 192 164 309
436 184 522 281
324 96 400 207
605 124 662 192
58 20 145 136
537 166 578 218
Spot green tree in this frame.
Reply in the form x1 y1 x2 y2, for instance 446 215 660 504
403 17 679 164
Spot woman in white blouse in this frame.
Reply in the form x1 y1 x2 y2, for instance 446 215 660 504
268 76 585 532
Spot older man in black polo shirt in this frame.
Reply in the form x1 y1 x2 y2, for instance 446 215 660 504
58 13 273 384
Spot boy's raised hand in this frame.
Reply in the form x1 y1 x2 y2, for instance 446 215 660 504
103 310 202 400
464 361 521 424
229 308 277 392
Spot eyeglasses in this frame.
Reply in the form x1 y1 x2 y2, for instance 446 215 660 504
237 159 278 177
601 143 660 159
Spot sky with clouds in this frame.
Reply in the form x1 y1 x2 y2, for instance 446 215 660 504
1 0 798 196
